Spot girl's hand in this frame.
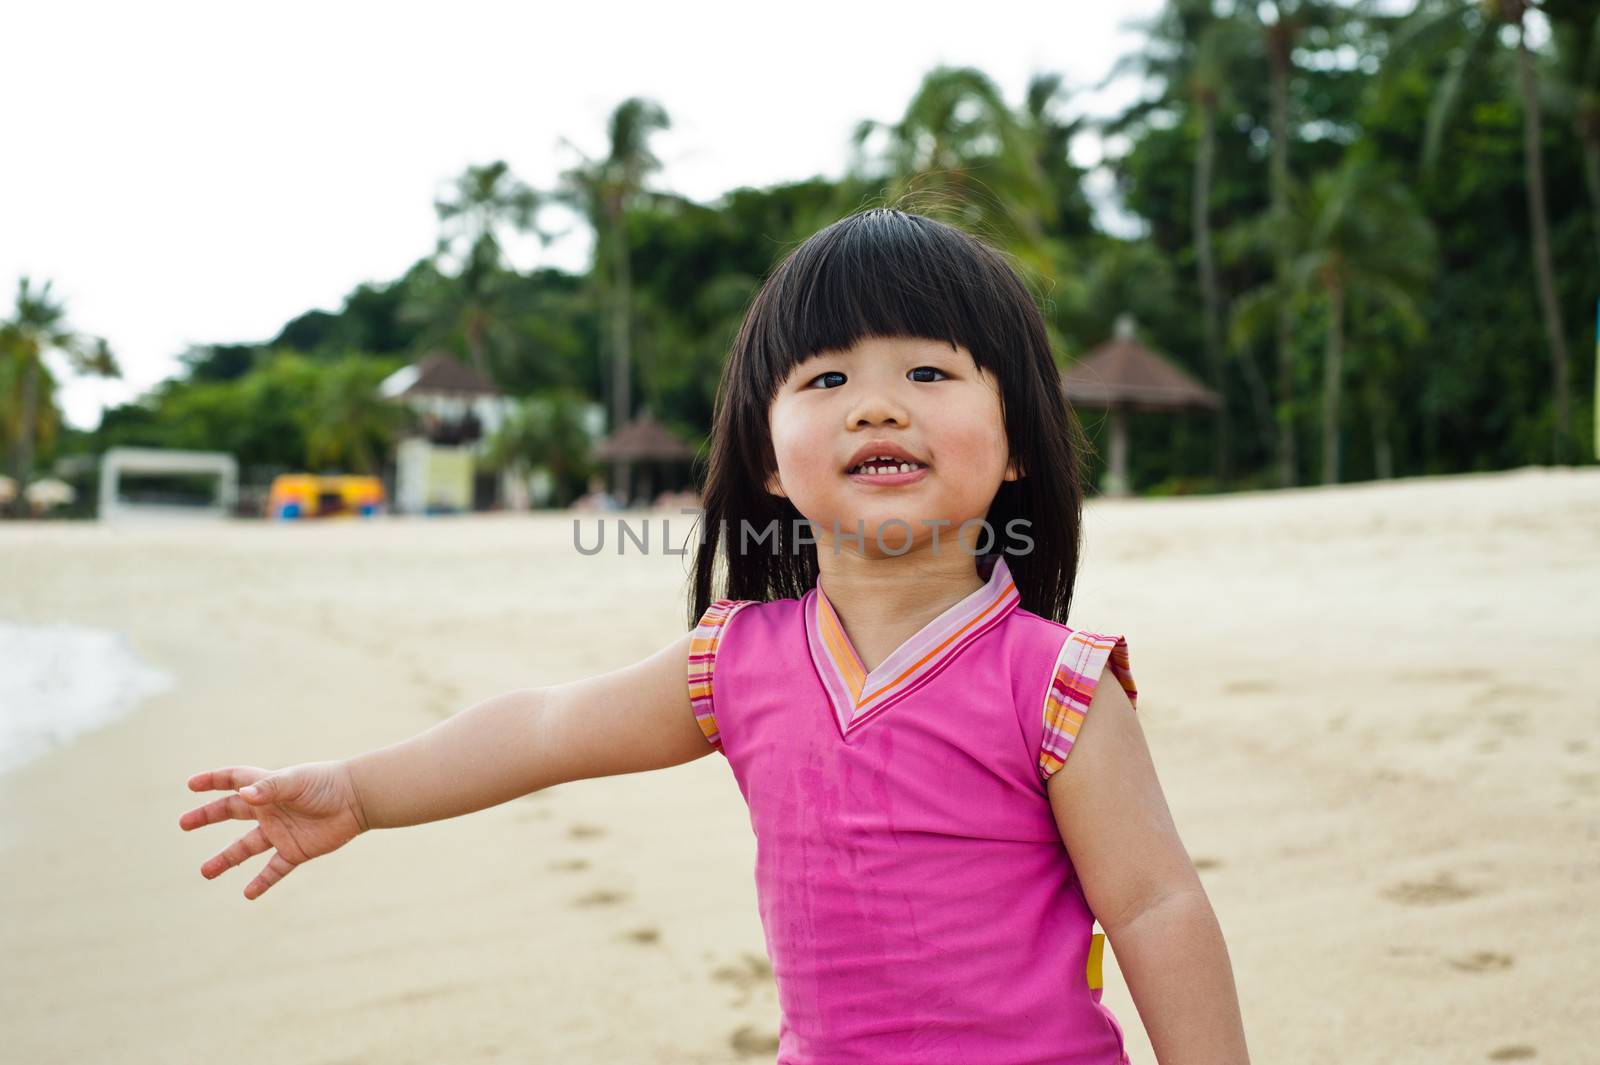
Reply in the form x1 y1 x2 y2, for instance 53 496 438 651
178 761 369 900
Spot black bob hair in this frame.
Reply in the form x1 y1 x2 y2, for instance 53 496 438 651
687 207 1089 628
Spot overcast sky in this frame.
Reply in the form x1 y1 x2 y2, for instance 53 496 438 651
4 0 1166 430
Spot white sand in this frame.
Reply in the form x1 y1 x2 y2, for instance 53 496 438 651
0 466 1595 1063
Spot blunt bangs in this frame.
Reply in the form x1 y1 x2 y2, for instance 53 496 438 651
740 209 1031 400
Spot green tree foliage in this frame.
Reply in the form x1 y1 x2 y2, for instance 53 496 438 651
1227 153 1437 483
406 160 548 383
550 99 673 433
483 388 597 507
59 0 1600 503
1 278 120 515
1384 0 1578 458
851 66 1073 282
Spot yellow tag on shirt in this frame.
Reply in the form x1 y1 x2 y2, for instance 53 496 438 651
1086 931 1105 990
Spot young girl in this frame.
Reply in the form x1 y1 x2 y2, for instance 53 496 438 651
180 209 1250 1065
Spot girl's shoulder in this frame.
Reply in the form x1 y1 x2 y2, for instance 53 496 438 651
690 594 805 650
1004 606 1139 783
1008 605 1131 652
693 593 786 625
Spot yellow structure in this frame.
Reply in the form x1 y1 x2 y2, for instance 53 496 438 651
267 474 385 519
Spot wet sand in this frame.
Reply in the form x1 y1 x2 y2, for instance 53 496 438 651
1 466 1595 1063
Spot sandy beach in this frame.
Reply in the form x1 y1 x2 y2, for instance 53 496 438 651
1 466 1596 1064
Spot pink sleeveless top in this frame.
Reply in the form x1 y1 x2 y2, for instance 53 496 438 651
687 553 1139 1064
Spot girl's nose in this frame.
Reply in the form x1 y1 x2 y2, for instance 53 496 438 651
847 391 908 428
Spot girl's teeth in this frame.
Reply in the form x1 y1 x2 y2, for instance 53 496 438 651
859 462 919 474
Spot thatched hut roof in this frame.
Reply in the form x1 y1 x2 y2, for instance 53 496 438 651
1060 317 1221 413
381 350 500 399
592 412 697 463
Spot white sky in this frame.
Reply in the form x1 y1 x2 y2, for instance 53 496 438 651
3 0 1165 430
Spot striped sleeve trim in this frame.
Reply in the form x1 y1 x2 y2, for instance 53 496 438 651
1039 629 1138 783
687 599 754 753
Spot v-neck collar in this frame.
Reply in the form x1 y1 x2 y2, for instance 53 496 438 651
803 553 1020 737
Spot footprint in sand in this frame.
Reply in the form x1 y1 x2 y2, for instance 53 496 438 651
572 888 629 908
621 926 661 945
1221 679 1275 695
1487 1046 1537 1061
1487 710 1528 736
712 951 776 1008
713 951 775 989
1566 739 1590 754
1380 871 1479 906
568 823 606 840
1394 668 1496 684
729 1026 781 1057
1566 772 1600 795
548 858 589 873
1448 951 1513 973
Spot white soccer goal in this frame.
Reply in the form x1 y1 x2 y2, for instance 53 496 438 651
98 448 239 521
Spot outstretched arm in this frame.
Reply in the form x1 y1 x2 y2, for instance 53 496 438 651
344 628 711 828
181 629 712 898
1047 665 1250 1065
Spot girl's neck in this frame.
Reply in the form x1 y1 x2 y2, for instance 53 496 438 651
815 547 988 674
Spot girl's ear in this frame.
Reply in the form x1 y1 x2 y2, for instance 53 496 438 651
1004 455 1024 481
765 469 788 498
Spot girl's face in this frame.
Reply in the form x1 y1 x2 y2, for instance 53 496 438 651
765 335 1019 556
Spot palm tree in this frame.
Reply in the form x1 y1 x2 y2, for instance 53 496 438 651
1020 73 1095 241
420 161 545 380
0 278 120 517
1293 157 1437 483
1390 0 1576 461
400 251 521 384
1232 0 1347 486
301 357 413 474
434 160 543 268
1228 156 1437 483
1544 0 1600 268
849 66 1057 277
550 97 673 498
1108 0 1260 480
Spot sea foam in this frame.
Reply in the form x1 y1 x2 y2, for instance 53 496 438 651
0 620 173 776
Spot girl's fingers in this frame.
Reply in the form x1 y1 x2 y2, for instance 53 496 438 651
200 825 269 880
178 793 254 832
185 767 269 794
243 852 298 901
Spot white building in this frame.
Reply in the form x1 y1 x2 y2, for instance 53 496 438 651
379 351 515 514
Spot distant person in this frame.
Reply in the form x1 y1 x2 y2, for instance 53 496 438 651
570 475 621 512
651 488 700 512
181 208 1249 1064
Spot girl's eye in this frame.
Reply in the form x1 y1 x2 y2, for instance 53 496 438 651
807 370 847 389
805 367 948 389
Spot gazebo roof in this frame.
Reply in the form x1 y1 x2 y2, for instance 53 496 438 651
380 350 500 399
592 411 698 462
1060 317 1221 412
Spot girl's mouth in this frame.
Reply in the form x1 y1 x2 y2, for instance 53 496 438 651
847 460 929 487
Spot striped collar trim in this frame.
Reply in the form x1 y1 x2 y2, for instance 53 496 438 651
804 554 1020 736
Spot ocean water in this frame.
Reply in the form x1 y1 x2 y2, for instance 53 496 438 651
0 620 173 777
